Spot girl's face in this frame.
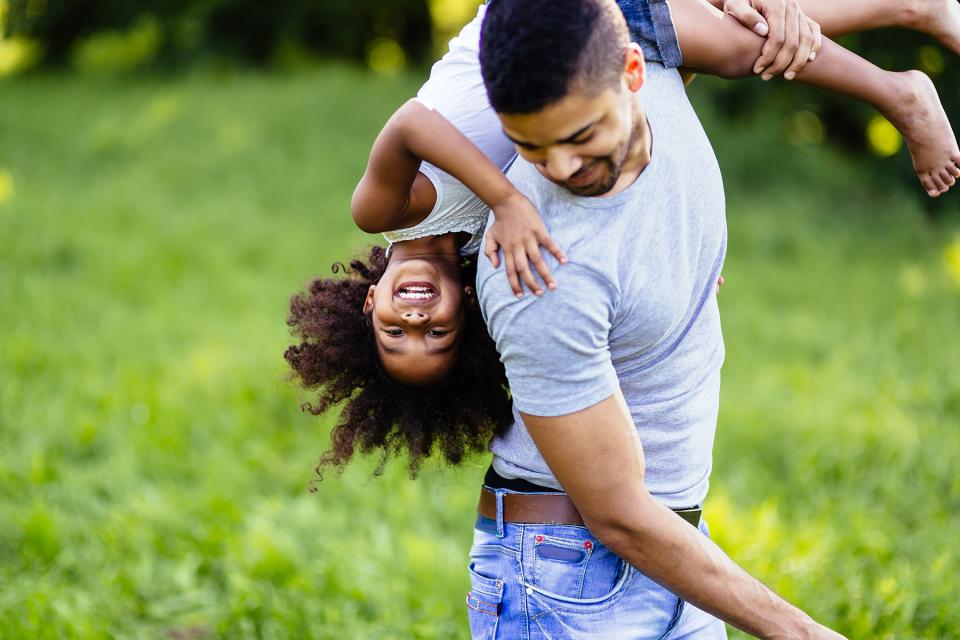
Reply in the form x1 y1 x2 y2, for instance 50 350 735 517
363 255 473 387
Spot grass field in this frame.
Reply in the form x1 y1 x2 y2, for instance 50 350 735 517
1 65 959 639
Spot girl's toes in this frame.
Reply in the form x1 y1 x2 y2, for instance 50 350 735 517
922 174 940 197
941 170 957 187
948 163 960 179
931 173 948 195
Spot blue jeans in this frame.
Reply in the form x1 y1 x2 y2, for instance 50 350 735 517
465 499 727 638
619 0 684 68
486 0 683 68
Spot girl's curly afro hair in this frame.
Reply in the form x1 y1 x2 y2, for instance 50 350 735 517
285 245 513 478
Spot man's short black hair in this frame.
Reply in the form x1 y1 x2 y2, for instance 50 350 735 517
480 0 629 114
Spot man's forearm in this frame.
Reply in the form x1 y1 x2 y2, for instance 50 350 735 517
596 497 825 639
522 395 843 639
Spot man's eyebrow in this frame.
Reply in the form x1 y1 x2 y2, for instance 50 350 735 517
503 120 597 149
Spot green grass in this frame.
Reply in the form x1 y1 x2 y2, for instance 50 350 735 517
0 66 958 639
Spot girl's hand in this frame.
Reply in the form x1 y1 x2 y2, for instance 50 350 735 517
484 193 567 298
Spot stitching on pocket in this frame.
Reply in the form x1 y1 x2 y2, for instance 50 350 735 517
533 533 595 599
467 592 501 617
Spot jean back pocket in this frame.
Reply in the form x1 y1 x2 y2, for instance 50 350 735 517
466 562 503 639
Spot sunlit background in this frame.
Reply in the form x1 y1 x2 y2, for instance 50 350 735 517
1 1 959 638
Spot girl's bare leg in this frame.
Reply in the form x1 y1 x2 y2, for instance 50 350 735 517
797 0 960 53
673 0 960 197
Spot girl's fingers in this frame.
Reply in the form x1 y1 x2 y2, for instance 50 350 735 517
484 235 501 268
514 250 543 296
540 234 568 264
503 252 523 297
528 244 556 291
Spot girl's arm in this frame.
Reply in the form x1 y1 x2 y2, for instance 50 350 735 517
352 99 567 296
351 99 519 234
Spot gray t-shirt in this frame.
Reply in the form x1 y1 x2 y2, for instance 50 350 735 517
477 63 726 509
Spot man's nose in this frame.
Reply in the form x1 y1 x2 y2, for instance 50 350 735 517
543 148 583 182
401 310 428 326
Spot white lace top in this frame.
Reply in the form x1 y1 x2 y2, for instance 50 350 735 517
382 164 490 256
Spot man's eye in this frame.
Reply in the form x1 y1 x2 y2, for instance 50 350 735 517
384 329 404 336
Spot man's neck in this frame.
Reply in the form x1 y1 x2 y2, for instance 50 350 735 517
601 98 652 198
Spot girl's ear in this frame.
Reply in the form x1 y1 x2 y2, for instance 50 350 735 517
363 285 376 315
464 285 477 307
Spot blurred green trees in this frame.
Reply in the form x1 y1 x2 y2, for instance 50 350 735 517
1 0 957 201
0 0 434 68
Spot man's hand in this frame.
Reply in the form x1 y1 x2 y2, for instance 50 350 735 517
484 192 567 298
723 0 823 81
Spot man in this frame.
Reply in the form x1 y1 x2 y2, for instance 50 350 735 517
472 0 846 637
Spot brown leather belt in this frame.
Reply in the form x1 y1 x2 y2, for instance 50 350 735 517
478 486 702 528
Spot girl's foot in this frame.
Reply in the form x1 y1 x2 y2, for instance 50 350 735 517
884 70 960 197
906 0 960 56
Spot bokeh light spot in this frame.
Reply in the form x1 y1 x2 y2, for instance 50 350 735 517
0 169 14 205
918 46 945 77
787 110 825 145
945 236 960 288
366 37 406 76
0 36 43 76
429 0 479 52
866 115 902 158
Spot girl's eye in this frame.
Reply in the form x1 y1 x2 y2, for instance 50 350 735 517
428 329 449 337
385 329 404 336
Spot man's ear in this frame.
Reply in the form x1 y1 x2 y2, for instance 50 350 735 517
623 43 646 93
363 285 376 315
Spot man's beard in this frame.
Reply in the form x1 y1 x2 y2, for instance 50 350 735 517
562 116 644 197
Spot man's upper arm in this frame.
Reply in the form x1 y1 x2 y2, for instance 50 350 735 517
519 392 654 532
481 261 620 417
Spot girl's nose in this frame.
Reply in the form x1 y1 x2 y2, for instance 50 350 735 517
402 310 428 326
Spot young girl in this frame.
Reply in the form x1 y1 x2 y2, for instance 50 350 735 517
287 0 959 475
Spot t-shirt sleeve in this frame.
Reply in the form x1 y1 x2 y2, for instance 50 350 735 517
480 262 620 417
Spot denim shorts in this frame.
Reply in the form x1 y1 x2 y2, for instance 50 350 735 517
465 501 727 638
486 0 683 68
619 0 684 68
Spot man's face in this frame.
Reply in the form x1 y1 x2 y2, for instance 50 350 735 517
500 85 635 196
497 48 645 197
